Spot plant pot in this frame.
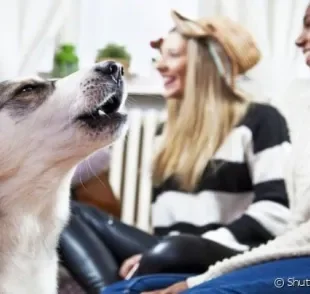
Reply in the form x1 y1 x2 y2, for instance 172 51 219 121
52 62 78 78
96 57 130 78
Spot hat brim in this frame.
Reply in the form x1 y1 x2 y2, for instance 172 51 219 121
170 10 206 37
150 10 206 50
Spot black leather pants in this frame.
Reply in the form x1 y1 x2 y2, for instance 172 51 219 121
59 201 239 294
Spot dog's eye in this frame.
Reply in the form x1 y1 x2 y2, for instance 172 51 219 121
20 85 35 93
14 84 38 96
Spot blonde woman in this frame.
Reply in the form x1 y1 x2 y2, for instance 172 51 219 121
60 11 292 294
100 7 310 294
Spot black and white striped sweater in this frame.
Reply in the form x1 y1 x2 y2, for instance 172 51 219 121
151 102 292 252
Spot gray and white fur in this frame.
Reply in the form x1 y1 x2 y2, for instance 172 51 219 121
0 61 127 294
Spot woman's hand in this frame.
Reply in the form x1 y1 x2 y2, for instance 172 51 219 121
119 254 142 279
142 281 189 294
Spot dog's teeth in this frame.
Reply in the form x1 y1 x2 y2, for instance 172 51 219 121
98 109 105 116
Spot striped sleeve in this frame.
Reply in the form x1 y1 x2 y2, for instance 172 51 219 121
203 105 292 250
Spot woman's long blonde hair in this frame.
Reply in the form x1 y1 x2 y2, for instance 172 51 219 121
152 36 251 191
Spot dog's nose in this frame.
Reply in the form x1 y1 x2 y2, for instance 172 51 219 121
95 61 124 81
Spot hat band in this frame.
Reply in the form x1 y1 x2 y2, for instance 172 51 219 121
206 40 237 89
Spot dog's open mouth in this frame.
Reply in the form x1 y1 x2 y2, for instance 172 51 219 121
76 93 126 129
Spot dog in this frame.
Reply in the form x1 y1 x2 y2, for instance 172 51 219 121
0 61 128 294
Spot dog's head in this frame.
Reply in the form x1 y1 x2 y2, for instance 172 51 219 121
0 61 127 176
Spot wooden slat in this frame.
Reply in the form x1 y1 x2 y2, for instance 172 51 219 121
109 108 165 231
136 110 159 231
109 136 126 199
121 109 143 225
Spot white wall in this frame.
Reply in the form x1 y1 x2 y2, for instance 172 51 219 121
0 0 72 79
75 0 201 74
72 0 310 100
0 0 310 100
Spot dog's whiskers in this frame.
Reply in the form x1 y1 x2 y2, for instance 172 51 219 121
86 157 108 190
77 163 91 196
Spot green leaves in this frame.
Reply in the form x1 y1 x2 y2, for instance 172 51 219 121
96 43 131 62
54 44 79 65
52 43 79 78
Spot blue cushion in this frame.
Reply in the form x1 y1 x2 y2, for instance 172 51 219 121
101 257 310 294
185 256 310 294
101 274 190 294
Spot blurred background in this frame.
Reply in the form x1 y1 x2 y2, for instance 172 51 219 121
3 4 310 292
2 0 310 233
1 0 310 110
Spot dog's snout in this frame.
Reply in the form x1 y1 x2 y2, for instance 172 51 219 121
95 61 124 82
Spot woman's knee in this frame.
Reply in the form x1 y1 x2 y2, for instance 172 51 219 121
135 235 239 276
135 235 208 275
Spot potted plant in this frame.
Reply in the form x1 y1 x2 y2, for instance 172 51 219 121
52 44 79 78
96 43 131 77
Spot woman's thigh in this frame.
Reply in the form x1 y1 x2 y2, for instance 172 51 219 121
59 214 120 290
71 200 159 262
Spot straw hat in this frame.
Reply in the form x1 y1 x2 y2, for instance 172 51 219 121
151 10 261 87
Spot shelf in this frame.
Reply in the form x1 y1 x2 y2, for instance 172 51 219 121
126 74 163 96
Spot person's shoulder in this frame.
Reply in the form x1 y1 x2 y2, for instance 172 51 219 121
241 102 290 152
241 102 287 130
247 102 285 120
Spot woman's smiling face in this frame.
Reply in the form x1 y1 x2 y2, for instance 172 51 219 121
296 5 310 67
155 32 187 99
